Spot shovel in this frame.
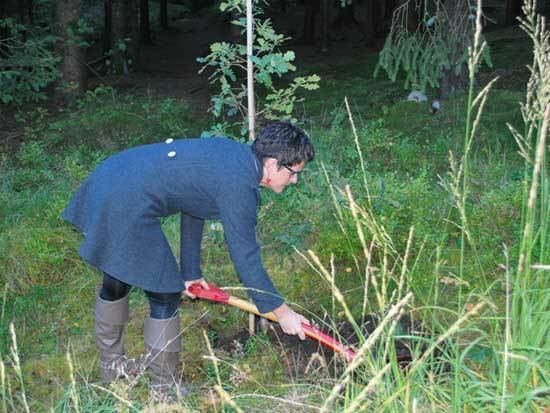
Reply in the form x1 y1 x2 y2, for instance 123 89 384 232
187 283 356 362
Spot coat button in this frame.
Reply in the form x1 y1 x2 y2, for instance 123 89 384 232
168 151 176 158
165 138 174 144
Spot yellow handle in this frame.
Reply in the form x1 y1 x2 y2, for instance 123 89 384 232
226 296 328 344
227 296 279 323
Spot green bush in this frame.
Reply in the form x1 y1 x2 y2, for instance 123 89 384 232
0 19 59 105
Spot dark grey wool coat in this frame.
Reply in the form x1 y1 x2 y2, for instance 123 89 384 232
62 137 283 313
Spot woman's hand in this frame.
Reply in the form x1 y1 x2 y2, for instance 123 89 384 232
183 278 210 299
272 303 309 340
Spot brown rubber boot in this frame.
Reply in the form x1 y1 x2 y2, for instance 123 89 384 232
144 315 187 401
94 293 131 382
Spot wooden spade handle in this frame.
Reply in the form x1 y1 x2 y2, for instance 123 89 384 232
227 296 279 322
227 296 356 361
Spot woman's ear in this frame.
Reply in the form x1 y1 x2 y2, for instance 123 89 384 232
263 157 278 173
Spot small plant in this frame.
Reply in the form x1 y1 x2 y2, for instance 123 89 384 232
197 0 319 138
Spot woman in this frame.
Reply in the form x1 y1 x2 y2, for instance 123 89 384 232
62 121 314 396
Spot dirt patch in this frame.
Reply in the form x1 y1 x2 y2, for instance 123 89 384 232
208 313 444 381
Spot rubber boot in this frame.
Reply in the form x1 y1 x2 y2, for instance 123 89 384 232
144 314 187 401
94 293 130 382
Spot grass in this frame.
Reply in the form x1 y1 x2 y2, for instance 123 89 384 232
0 1 548 411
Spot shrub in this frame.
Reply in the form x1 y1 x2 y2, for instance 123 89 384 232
0 18 59 106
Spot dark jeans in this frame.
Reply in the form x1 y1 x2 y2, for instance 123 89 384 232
99 273 180 319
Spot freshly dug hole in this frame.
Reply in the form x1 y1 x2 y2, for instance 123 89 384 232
210 313 450 379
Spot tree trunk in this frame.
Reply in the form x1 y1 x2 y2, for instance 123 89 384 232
112 0 125 72
302 0 315 44
0 0 11 54
56 0 87 100
505 0 522 26
374 0 395 37
140 0 151 44
439 64 468 99
26 0 33 24
353 0 375 46
18 0 31 24
107 0 139 74
103 0 112 57
0 0 25 44
320 0 329 52
160 0 168 29
1 0 29 22
394 0 420 31
125 0 140 66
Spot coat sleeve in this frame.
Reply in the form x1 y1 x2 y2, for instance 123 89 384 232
219 185 284 314
180 213 205 282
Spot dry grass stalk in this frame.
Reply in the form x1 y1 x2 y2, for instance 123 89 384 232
343 363 391 413
202 330 243 413
343 292 413 376
398 226 414 301
344 96 370 200
66 350 80 413
518 104 549 273
233 393 321 411
343 183 394 254
345 184 372 265
89 383 134 409
319 293 413 413
1 359 7 413
319 376 351 413
301 250 362 336
407 301 486 376
8 323 29 413
215 385 244 413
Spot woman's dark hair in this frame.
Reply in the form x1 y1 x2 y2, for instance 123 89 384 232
252 121 315 166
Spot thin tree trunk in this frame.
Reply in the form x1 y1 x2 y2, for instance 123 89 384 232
27 0 33 24
140 0 151 44
56 0 87 100
302 0 315 44
375 0 393 37
246 0 255 140
126 0 140 65
505 0 522 26
1 0 22 43
320 0 329 52
103 0 112 57
1 0 11 53
354 0 375 46
160 0 168 29
16 0 31 24
112 0 126 72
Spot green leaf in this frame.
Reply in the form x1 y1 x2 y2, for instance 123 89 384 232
283 51 295 61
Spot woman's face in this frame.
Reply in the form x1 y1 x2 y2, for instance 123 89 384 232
262 159 305 193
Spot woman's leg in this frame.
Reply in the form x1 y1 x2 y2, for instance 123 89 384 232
95 273 132 381
100 273 131 301
143 290 186 399
144 290 180 319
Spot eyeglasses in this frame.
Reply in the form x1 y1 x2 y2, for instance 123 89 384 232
283 165 300 176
